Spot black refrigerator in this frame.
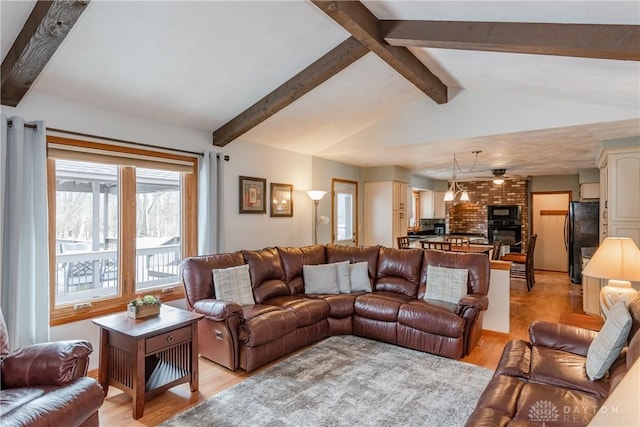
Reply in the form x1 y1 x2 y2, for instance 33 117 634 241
565 201 600 284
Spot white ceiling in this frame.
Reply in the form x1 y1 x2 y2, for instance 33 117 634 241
2 1 639 180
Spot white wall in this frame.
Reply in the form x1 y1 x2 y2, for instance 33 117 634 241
219 139 315 252
1 92 211 152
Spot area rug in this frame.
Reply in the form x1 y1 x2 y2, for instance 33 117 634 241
162 335 492 427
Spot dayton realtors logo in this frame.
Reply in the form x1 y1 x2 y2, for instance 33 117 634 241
529 400 619 425
529 400 560 425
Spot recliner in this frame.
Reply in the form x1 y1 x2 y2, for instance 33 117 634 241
0 309 105 427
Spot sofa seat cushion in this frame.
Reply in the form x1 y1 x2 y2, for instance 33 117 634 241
316 294 361 318
241 305 297 346
0 378 105 427
511 381 605 425
0 387 49 417
398 300 465 338
530 346 610 399
264 296 330 327
354 292 414 322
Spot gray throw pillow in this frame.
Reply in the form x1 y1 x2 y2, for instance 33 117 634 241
336 261 351 293
303 263 339 294
349 262 371 292
212 264 255 306
424 265 468 305
586 302 632 381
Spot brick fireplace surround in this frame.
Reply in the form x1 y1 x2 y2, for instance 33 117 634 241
446 179 529 241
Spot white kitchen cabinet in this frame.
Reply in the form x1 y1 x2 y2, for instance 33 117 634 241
598 147 640 246
364 181 407 248
420 190 433 219
433 191 447 219
580 183 600 200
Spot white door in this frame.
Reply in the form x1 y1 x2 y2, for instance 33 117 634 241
532 192 570 272
333 179 357 246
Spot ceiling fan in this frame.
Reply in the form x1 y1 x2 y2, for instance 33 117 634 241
473 168 516 184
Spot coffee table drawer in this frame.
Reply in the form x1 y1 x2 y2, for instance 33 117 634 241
146 326 191 353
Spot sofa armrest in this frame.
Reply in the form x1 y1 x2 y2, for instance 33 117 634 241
1 340 92 388
494 339 532 378
457 294 488 314
529 320 598 357
193 299 244 322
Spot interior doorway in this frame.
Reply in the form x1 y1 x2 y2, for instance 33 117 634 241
531 192 571 272
332 179 358 246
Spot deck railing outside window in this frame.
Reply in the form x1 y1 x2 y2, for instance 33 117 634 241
55 243 180 305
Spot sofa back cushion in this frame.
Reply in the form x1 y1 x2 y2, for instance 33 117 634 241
277 245 326 294
242 247 289 303
326 244 380 290
182 252 245 309
375 247 423 297
418 250 490 297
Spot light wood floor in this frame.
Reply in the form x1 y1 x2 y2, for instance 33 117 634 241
97 270 585 426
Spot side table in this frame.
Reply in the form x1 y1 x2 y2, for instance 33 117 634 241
92 305 204 419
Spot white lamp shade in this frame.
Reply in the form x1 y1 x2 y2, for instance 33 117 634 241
582 237 640 282
493 178 505 185
460 191 470 201
443 190 454 201
306 190 326 201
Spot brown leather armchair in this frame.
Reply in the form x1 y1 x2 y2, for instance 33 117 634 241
0 310 104 427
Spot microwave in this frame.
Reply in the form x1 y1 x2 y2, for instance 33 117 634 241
488 205 521 220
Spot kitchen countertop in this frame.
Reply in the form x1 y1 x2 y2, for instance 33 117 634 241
419 235 489 245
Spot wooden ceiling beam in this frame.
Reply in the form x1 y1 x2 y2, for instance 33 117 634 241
212 36 368 147
311 1 448 105
1 0 91 107
380 20 640 61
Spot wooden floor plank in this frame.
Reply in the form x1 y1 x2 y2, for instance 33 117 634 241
97 270 585 426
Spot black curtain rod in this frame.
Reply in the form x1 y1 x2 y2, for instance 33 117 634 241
47 127 203 157
7 120 37 129
6 122 206 157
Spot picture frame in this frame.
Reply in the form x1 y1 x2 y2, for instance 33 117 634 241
239 176 266 214
270 183 294 217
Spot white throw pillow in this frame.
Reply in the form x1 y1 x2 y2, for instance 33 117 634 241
349 262 371 292
336 261 352 293
212 264 255 306
586 302 632 381
303 263 339 294
424 265 468 305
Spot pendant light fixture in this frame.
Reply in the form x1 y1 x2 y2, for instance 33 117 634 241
444 151 480 202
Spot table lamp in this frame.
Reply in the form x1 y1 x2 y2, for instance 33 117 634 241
582 237 640 319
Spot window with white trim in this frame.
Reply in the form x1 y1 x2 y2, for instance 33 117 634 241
48 136 198 325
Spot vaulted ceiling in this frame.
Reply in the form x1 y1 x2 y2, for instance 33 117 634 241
2 1 639 181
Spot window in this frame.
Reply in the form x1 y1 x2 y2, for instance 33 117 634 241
48 136 197 325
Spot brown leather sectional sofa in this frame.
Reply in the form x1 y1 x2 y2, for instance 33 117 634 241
182 243 490 372
466 295 640 426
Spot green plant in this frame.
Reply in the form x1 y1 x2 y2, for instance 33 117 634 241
129 294 161 307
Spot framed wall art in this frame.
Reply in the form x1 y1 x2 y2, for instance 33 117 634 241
270 183 293 217
239 176 266 214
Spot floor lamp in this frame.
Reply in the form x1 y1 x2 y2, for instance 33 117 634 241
306 190 326 244
582 237 640 319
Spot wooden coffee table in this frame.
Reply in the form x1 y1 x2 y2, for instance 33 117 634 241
92 305 204 419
